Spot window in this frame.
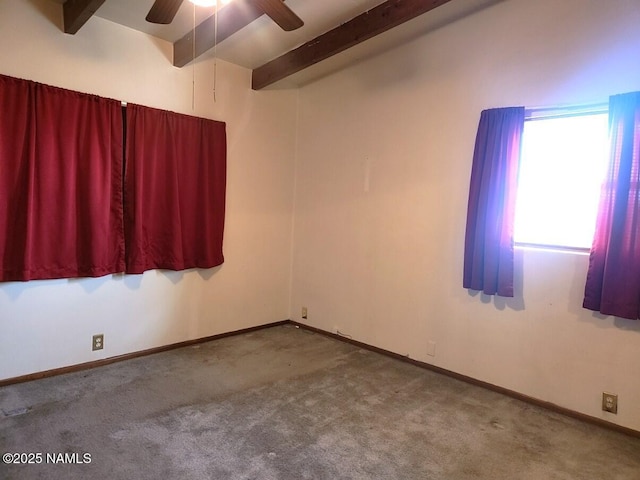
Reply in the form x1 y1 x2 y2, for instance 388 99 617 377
514 110 610 250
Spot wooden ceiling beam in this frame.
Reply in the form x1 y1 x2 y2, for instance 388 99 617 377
173 0 264 68
252 0 453 90
63 0 106 34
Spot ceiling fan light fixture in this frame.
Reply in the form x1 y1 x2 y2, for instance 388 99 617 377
188 0 217 7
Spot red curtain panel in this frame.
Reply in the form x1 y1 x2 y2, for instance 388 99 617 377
0 75 125 281
124 104 226 274
583 91 640 320
463 107 524 297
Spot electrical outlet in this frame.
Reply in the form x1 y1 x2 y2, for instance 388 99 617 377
602 392 618 414
426 341 436 357
92 334 104 351
301 307 308 319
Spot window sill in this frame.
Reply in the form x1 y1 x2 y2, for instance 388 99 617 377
515 243 590 255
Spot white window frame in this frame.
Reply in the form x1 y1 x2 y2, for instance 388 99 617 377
514 103 609 253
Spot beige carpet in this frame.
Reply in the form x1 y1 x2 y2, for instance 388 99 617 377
1 324 639 479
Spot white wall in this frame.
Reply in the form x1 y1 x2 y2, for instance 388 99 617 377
291 0 640 431
0 0 297 379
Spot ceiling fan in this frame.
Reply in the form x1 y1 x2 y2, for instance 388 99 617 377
146 0 304 31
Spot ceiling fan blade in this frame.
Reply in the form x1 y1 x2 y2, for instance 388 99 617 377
146 0 184 24
251 0 303 31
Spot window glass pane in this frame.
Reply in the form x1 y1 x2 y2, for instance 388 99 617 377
514 113 609 249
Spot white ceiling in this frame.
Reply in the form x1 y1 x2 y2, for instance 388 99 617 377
50 0 504 87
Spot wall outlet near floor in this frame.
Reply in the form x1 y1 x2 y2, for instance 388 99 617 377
301 307 308 319
92 334 104 351
602 392 618 414
426 341 436 357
